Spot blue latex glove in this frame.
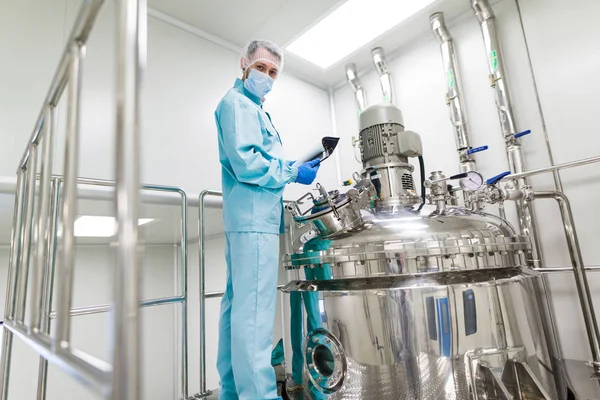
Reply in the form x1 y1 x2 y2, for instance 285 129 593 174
288 160 295 167
295 160 320 185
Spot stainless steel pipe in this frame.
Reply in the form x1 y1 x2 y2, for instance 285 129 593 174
471 0 542 267
504 155 600 181
48 296 186 319
534 191 600 373
345 63 368 112
371 48 393 104
179 190 189 399
112 0 146 398
1 1 151 399
198 190 221 396
18 0 105 169
535 266 600 273
31 107 56 332
54 42 84 351
3 320 112 397
430 12 478 208
16 146 38 323
513 0 563 192
37 179 61 400
430 13 472 157
0 171 25 400
0 175 223 208
37 181 189 400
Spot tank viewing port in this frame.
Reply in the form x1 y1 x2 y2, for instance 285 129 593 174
305 328 347 394
313 345 335 377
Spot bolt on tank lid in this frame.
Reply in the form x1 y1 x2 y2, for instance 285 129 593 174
359 104 404 131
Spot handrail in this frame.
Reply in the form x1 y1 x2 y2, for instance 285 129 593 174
534 191 600 373
38 178 191 399
18 1 104 169
0 1 147 399
0 175 224 208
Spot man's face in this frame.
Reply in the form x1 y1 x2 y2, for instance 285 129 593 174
243 48 280 80
250 61 279 79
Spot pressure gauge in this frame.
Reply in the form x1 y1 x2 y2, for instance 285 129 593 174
459 171 484 191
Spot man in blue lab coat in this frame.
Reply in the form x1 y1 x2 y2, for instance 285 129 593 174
214 40 321 400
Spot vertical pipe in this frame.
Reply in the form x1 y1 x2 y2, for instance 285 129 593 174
36 179 61 400
471 0 543 267
54 43 84 350
0 171 26 400
31 107 56 332
16 145 39 323
534 191 600 373
371 48 393 104
172 244 180 400
513 0 563 192
112 0 145 398
328 87 343 184
345 63 368 112
180 191 189 399
4 172 25 320
430 13 475 173
198 191 208 394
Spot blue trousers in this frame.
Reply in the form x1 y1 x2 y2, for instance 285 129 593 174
216 232 281 400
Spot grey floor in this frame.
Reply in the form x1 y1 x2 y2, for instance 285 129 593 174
203 386 307 400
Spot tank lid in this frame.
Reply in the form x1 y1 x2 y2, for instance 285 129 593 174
284 206 532 278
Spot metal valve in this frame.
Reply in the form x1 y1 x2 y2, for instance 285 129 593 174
425 171 470 213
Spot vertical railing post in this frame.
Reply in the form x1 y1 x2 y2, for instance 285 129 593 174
198 192 208 395
180 191 189 399
15 145 39 323
0 170 26 400
31 107 56 332
112 0 145 398
36 178 61 400
53 43 84 352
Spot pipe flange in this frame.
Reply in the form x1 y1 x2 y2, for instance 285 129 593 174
305 328 347 394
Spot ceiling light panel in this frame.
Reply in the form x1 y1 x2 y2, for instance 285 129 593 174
74 216 154 237
286 0 437 69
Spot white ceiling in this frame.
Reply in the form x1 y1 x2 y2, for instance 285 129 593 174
147 0 479 88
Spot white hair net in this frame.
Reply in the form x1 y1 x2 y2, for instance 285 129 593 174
240 40 284 74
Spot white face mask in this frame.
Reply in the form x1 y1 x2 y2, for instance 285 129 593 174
243 68 274 99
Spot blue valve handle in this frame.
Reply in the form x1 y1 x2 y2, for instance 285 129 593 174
466 145 488 155
486 171 511 186
514 129 532 139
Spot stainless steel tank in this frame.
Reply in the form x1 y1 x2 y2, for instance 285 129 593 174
283 104 563 399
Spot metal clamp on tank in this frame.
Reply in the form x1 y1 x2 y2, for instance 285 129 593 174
285 173 374 237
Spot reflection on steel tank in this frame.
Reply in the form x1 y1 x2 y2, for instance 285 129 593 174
283 103 562 399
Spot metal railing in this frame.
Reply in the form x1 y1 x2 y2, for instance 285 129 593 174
0 0 145 399
38 177 191 400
